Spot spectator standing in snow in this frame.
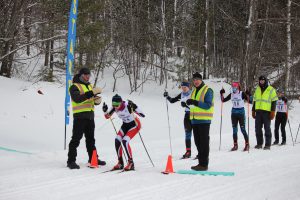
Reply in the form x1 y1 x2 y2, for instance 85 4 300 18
163 81 194 159
220 82 249 151
67 67 106 169
102 94 145 171
252 75 278 150
273 89 288 145
186 72 214 171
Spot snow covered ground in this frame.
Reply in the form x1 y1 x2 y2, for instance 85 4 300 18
0 74 300 200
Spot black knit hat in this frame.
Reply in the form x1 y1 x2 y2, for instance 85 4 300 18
192 72 202 80
259 75 267 81
79 67 91 75
112 94 122 103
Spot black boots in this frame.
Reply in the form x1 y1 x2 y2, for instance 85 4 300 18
67 162 80 169
182 151 191 159
124 160 135 171
243 143 249 151
191 164 208 171
231 142 238 151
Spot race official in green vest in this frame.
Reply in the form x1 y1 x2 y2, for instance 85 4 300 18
252 75 278 150
67 67 106 169
186 72 214 171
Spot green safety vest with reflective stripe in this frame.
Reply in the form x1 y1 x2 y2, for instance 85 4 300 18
190 85 214 120
253 85 278 112
71 83 94 114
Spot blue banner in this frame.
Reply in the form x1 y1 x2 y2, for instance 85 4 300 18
65 0 79 125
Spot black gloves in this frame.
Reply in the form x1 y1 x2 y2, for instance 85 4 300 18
220 88 225 95
181 102 189 108
163 91 169 97
102 102 108 112
128 100 137 110
85 91 94 99
186 99 198 106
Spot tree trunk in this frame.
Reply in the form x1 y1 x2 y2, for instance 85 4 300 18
203 0 209 79
285 0 292 94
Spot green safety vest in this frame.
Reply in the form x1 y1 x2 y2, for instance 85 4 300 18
190 85 214 120
71 83 94 114
253 85 278 112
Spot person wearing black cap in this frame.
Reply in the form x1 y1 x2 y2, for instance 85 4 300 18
273 89 288 145
102 94 145 171
252 75 278 150
163 80 193 159
67 67 106 169
186 72 214 171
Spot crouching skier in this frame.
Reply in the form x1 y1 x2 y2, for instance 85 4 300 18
220 82 249 151
102 94 145 171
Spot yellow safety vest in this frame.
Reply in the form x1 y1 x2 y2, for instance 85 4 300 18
190 85 214 120
254 85 278 112
71 83 94 114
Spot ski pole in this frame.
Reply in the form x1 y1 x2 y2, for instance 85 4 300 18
108 114 128 163
165 95 173 156
219 88 224 151
247 93 250 153
285 102 294 146
128 101 155 167
137 131 155 167
295 123 300 143
287 120 294 146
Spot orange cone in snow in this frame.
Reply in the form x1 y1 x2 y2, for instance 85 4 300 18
90 150 98 168
162 155 174 174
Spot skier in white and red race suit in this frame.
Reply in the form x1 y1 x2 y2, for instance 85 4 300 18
220 82 249 151
102 94 145 171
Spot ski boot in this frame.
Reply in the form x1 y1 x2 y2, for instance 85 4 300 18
231 143 238 151
272 140 279 145
112 159 124 170
254 144 263 149
243 143 249 151
181 151 191 159
124 160 135 171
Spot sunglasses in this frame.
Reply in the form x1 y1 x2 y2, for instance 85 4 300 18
193 78 201 81
112 102 121 107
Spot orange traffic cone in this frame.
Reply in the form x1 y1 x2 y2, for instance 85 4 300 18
90 150 99 168
162 155 174 174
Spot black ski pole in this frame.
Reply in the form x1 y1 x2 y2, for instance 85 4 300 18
219 90 224 151
287 119 295 146
138 131 155 167
295 123 300 144
285 102 294 146
247 94 250 153
128 101 155 167
109 115 128 162
165 96 173 156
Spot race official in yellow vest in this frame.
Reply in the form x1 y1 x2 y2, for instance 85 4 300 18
252 75 278 150
67 67 106 169
186 72 214 171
